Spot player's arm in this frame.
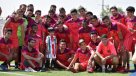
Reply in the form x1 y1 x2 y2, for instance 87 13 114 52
88 49 95 63
3 18 11 34
22 52 37 61
67 54 78 69
56 60 67 69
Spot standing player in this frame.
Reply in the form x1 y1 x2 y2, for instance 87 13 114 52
126 6 136 70
90 15 108 36
65 9 82 51
110 6 126 25
78 20 92 45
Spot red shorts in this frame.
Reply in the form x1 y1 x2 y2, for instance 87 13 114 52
80 61 88 71
0 51 10 61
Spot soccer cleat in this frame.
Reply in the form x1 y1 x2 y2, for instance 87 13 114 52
87 68 94 73
25 67 37 72
0 64 8 71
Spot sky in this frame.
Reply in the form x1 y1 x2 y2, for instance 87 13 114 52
0 0 136 18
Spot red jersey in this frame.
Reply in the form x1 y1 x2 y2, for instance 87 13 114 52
25 34 43 52
0 38 13 55
91 22 108 36
4 17 24 39
78 26 92 45
75 48 91 63
96 41 117 57
55 28 70 44
88 39 100 51
111 14 126 25
56 48 73 66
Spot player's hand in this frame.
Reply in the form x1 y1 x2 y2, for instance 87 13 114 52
66 67 70 70
101 58 106 64
35 58 41 62
67 58 72 62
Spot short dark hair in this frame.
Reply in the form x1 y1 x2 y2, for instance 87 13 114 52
126 6 135 13
28 38 36 42
70 9 78 14
78 6 86 11
51 5 56 8
102 16 110 21
35 10 41 14
45 15 51 19
90 15 98 20
110 6 118 11
90 30 97 35
59 7 65 12
86 11 93 16
59 39 66 43
19 4 27 8
31 23 37 28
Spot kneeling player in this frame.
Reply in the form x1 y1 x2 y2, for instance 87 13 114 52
0 29 16 70
94 34 119 72
56 39 74 69
20 38 44 72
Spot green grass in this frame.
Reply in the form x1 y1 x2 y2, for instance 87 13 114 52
0 71 130 76
0 61 135 76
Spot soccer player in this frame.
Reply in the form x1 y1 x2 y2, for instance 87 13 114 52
90 15 108 36
78 6 87 21
87 31 100 51
3 9 25 68
25 24 43 53
20 38 44 72
110 6 126 25
56 39 74 69
126 6 136 70
78 20 92 45
67 39 95 73
94 34 119 72
55 21 70 47
0 29 16 70
65 9 82 51
45 27 57 69
102 16 131 72
85 11 93 25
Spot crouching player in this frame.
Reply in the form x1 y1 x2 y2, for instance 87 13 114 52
20 38 44 72
56 39 74 69
0 29 16 70
67 39 95 73
94 34 119 72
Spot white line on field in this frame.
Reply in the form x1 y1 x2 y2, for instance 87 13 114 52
0 72 33 76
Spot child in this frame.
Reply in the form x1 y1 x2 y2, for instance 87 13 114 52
45 27 57 69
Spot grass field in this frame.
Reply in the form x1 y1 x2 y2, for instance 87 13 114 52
0 71 131 76
0 61 135 76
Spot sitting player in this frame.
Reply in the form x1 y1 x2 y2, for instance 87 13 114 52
56 39 74 69
0 29 16 70
67 39 95 73
20 38 44 72
94 34 119 72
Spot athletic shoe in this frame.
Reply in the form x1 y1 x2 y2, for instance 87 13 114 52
87 68 94 73
0 64 8 71
25 67 37 72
